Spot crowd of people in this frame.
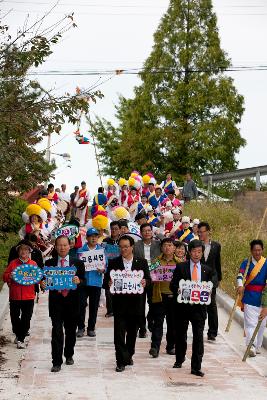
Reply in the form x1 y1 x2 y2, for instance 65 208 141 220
3 170 267 377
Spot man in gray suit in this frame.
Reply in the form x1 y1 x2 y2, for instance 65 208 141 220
134 223 161 337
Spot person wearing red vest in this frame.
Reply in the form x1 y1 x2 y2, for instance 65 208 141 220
3 240 38 349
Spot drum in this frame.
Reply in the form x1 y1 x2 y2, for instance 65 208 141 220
57 200 68 214
76 197 88 209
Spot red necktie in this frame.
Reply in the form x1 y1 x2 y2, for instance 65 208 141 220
60 258 69 297
192 263 198 281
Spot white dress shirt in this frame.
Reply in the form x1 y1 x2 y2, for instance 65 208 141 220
58 255 70 267
122 257 133 271
190 260 202 281
143 243 151 266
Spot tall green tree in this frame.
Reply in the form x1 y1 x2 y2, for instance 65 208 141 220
93 0 245 182
0 13 102 233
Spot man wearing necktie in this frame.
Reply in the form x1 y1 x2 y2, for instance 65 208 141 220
170 240 213 377
41 235 85 372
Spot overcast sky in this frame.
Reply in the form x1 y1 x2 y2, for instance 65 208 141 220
3 0 267 194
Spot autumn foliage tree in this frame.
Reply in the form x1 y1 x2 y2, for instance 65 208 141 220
0 11 102 232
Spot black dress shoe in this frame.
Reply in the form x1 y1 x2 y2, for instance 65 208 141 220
191 369 205 377
166 348 175 355
149 347 159 358
173 362 182 368
207 335 216 341
138 331 147 338
116 364 125 372
51 365 61 373
66 357 74 365
127 358 134 366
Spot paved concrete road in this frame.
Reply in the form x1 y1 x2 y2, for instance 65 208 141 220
0 292 267 400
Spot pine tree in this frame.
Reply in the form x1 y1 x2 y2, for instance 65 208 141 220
94 0 245 182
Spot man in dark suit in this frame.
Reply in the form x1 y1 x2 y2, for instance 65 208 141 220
40 235 85 373
170 239 213 377
104 234 151 372
134 223 161 337
198 222 222 341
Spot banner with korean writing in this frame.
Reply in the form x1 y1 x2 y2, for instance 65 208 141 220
12 264 43 286
177 279 213 305
150 264 176 282
110 269 144 294
149 259 161 272
54 224 79 239
102 243 120 260
78 249 106 272
43 266 77 290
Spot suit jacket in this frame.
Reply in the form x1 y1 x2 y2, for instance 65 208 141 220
170 260 213 318
45 256 85 318
103 255 151 316
201 241 222 288
133 240 161 262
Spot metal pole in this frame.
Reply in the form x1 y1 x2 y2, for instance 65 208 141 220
87 114 103 187
44 133 51 189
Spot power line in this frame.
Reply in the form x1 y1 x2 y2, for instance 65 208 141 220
2 8 267 16
26 66 267 76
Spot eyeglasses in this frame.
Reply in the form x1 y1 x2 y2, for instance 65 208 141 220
119 245 131 250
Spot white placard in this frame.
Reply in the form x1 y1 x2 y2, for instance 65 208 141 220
110 269 144 294
177 279 213 305
79 249 106 272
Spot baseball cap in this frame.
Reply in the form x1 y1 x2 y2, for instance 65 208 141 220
86 228 99 236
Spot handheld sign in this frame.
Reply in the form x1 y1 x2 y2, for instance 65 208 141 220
54 224 79 240
177 279 213 305
110 269 144 294
12 264 43 286
149 259 161 272
150 264 176 282
102 243 120 260
43 266 77 290
78 249 106 272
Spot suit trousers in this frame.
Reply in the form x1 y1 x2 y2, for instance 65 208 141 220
150 294 175 351
105 288 113 315
114 313 139 366
175 305 206 371
207 288 218 337
78 286 101 331
10 300 34 342
138 292 147 335
50 297 78 366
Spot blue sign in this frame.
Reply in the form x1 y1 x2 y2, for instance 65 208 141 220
103 244 120 260
12 264 43 286
43 266 77 290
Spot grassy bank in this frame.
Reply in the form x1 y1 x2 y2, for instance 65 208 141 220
184 201 267 298
0 233 19 290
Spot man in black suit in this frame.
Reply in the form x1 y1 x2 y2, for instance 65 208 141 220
198 222 222 341
134 223 161 337
170 239 213 377
103 235 151 372
40 235 85 372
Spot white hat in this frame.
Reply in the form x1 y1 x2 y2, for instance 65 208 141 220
146 205 153 212
192 218 200 225
172 208 182 215
181 216 190 224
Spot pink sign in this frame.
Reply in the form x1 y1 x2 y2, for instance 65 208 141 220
150 264 176 282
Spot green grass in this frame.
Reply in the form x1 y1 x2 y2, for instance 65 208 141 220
184 201 267 298
0 232 20 290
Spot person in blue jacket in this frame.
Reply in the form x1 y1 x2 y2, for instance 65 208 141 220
76 228 106 338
